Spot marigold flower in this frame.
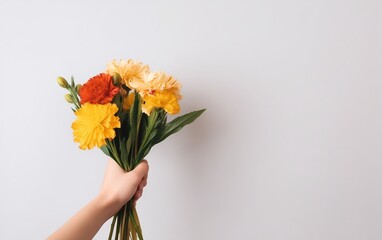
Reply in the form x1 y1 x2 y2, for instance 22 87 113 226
79 73 119 104
142 90 180 115
72 103 121 150
106 59 150 87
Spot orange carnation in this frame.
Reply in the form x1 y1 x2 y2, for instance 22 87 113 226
79 73 119 104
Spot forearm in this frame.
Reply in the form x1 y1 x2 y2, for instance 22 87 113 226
48 195 115 240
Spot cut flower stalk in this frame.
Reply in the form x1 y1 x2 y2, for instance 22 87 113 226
108 202 143 240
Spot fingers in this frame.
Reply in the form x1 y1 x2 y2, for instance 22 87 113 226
129 160 149 184
132 161 149 205
139 178 147 188
133 185 144 206
134 189 143 200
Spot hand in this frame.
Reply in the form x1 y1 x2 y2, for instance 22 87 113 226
98 159 149 217
48 159 149 240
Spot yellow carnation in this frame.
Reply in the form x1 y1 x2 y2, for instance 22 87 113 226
129 72 182 100
106 59 150 86
142 90 180 115
72 103 121 150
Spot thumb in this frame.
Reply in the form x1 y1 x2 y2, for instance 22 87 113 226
128 160 149 185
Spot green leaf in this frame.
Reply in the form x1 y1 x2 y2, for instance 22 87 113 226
113 94 122 109
154 109 206 144
70 76 75 88
136 143 154 162
119 137 128 170
100 145 111 157
129 92 141 134
136 128 158 161
128 92 142 166
118 112 128 126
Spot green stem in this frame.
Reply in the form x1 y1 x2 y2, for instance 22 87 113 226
134 114 142 166
107 139 125 169
123 203 130 239
108 215 117 240
115 211 121 240
68 87 81 110
120 205 126 239
132 205 143 239
129 206 143 240
140 111 157 153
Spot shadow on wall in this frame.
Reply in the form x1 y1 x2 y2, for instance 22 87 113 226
178 91 212 152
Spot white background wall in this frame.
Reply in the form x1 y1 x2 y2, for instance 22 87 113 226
1 0 381 239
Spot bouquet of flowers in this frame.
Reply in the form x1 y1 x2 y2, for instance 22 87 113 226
57 59 205 240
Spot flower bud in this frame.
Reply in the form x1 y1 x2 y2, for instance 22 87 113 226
65 94 74 103
76 84 82 93
112 73 122 85
57 76 69 89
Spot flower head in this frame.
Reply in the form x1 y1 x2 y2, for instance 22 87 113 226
106 59 150 87
130 71 182 99
72 103 121 150
142 89 180 115
79 73 119 104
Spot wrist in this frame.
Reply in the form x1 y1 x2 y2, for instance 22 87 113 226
94 193 121 219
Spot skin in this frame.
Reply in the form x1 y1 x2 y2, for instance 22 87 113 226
48 159 149 240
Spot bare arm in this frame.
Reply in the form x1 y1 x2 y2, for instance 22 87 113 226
48 159 149 240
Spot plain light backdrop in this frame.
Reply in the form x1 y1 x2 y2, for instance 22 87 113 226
1 0 381 239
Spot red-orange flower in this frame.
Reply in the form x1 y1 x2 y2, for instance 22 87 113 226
79 73 119 104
